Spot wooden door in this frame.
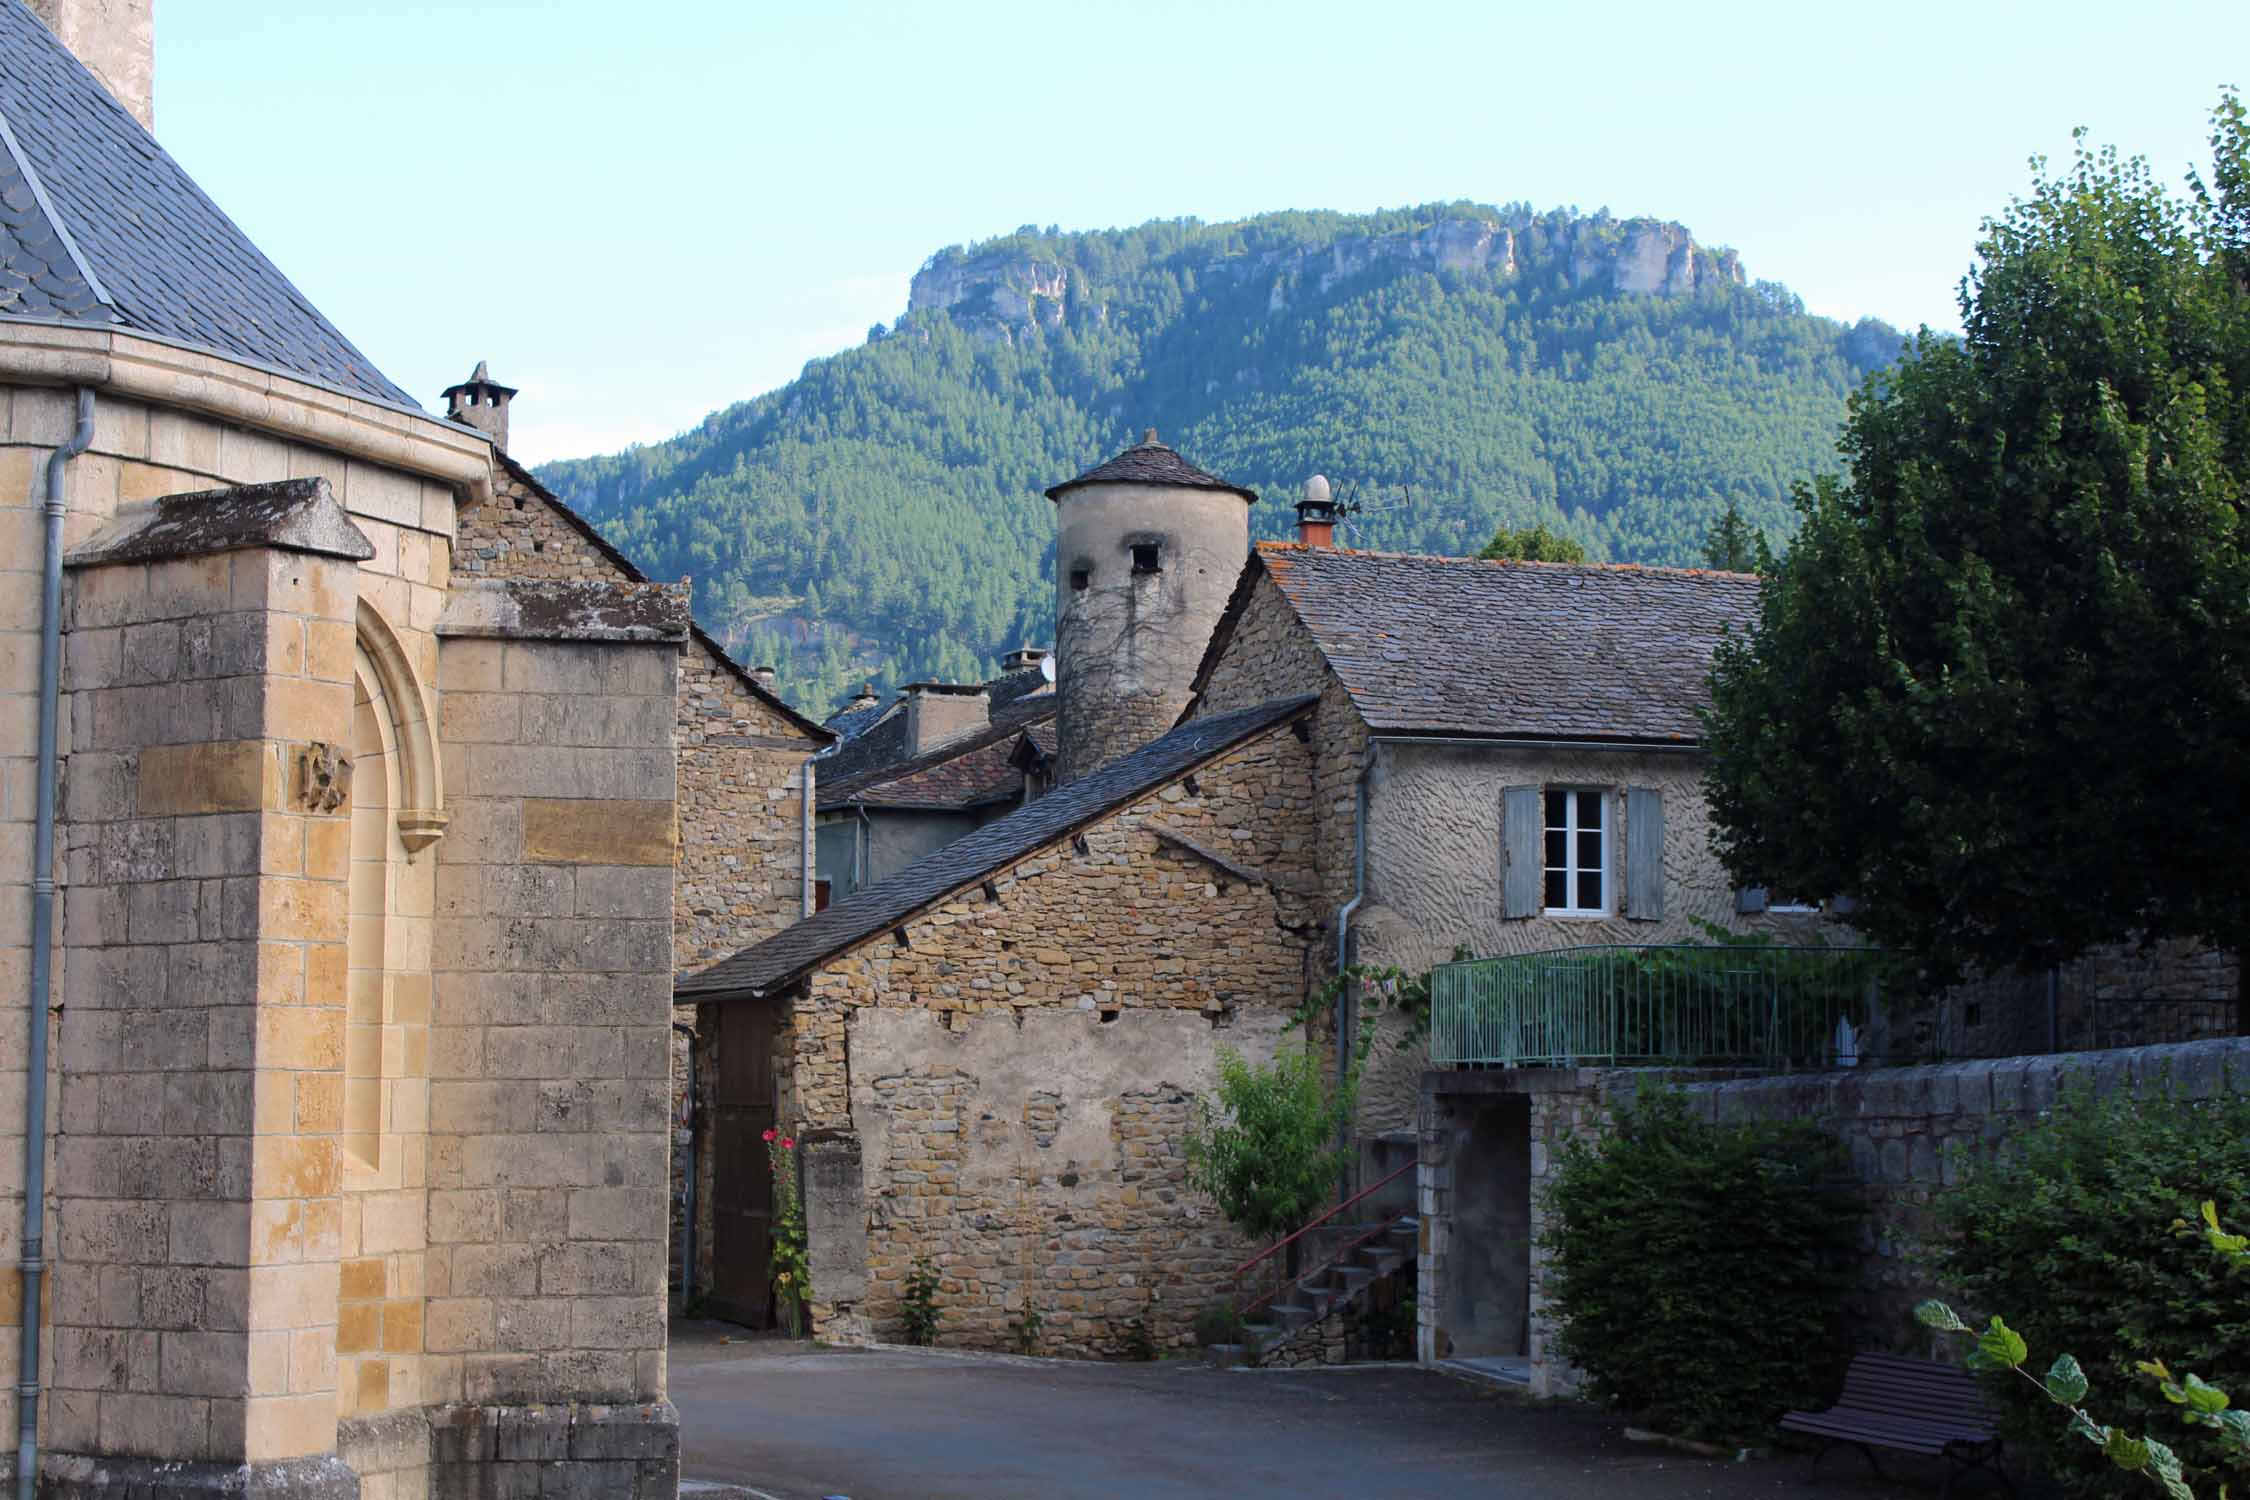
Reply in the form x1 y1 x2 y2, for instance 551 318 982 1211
707 1002 776 1328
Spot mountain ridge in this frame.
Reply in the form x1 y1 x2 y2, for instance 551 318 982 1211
537 202 1902 714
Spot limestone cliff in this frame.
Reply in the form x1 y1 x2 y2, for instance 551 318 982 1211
905 209 1742 342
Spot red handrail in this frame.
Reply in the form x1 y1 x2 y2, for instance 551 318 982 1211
1228 1158 1417 1318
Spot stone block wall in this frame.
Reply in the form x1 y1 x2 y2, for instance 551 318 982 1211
1674 1037 2250 1347
783 719 1321 1354
425 630 678 1423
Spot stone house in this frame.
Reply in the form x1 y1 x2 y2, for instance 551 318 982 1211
813 654 1055 902
0 10 819 1499
677 694 1324 1354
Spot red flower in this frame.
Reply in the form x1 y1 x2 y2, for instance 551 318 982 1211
761 1128 776 1142
781 1138 796 1149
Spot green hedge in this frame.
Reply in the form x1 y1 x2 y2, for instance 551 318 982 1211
1543 1087 1860 1442
1928 1086 2250 1499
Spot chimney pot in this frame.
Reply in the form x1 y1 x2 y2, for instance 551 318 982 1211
442 360 520 451
1295 473 1339 547
1140 427 1159 446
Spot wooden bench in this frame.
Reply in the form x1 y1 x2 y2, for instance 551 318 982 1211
1781 1352 2014 1497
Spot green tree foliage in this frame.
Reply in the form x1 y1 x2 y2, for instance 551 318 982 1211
1183 1043 1357 1245
1699 500 1764 571
1925 1087 2250 1498
1477 520 1589 562
1542 1087 1859 1444
536 203 1902 714
1702 96 2250 987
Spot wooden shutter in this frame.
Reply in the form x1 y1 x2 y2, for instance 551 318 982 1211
1624 787 1664 922
1502 785 1540 919
1735 886 1769 915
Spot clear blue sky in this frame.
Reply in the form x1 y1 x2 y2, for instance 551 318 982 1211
155 0 2245 464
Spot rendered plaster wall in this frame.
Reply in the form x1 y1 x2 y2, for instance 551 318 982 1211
1350 740 1830 1132
862 809 982 889
782 724 1321 1354
1053 482 1251 782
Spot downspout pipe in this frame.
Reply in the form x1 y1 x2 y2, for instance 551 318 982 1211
799 759 817 918
20 387 95 1500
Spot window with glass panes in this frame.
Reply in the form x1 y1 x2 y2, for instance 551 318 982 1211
1544 788 1607 914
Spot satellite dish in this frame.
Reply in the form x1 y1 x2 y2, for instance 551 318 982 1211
1040 654 1056 684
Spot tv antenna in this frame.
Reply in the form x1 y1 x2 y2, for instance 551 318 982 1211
1312 478 1413 546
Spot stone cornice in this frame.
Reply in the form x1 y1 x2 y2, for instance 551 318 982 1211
0 319 495 506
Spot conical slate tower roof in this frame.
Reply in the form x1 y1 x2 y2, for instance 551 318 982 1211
0 2 417 406
1044 428 1257 504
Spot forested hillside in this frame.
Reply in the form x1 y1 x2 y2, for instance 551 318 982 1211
537 204 1905 714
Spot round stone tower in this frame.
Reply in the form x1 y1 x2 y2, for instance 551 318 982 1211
1045 429 1257 783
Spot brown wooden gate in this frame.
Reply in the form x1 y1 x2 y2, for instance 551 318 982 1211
706 1001 776 1328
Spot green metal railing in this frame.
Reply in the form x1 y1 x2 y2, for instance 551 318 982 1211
1429 944 1898 1068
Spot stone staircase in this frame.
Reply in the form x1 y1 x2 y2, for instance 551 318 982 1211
1212 1214 1418 1366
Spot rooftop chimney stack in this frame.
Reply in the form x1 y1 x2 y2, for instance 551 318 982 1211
902 682 990 755
30 0 155 131
1295 474 1338 547
848 682 881 712
443 360 519 452
751 666 778 692
1002 646 1051 674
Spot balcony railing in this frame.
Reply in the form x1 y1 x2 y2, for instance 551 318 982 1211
1429 944 1899 1069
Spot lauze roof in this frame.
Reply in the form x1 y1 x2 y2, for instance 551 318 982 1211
0 3 417 406
679 693 1317 1001
1214 543 1760 743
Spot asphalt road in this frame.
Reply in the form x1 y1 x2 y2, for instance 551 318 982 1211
668 1328 1931 1500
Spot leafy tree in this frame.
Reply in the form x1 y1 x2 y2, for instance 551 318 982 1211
1699 500 1764 571
1703 95 2250 1013
1183 1043 1357 1266
1476 520 1590 563
1921 1086 2250 1498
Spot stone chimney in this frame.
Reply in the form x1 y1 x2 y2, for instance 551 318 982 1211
1002 646 1050 674
847 681 881 713
30 0 155 131
1295 475 1338 547
751 666 777 693
443 360 519 451
902 682 989 755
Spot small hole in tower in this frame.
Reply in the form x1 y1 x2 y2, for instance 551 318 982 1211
1100 1008 1120 1024
513 497 526 511
1070 568 1089 591
1131 543 1161 574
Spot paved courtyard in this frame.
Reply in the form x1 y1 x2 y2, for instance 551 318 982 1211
669 1325 1933 1500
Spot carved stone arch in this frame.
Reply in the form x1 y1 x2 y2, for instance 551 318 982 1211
356 599 447 853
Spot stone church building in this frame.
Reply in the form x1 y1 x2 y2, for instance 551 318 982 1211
2 7 824 1499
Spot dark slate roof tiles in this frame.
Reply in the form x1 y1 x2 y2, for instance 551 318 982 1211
1044 430 1257 504
0 3 417 405
678 693 1317 1000
1246 543 1759 742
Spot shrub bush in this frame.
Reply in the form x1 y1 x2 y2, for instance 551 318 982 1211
1927 1085 2250 1499
1543 1086 1859 1443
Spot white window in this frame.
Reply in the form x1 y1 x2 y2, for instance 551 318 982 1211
1543 788 1608 915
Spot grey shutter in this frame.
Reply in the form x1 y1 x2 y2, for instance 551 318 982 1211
1624 787 1664 921
1735 886 1769 915
1502 785 1540 919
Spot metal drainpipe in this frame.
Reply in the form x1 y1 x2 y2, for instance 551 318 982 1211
799 759 817 918
20 388 95 1500
671 1021 698 1308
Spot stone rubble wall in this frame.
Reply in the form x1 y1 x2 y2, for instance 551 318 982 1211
786 722 1321 1355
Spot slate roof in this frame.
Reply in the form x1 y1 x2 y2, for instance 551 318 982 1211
0 3 417 406
1044 430 1257 504
1200 543 1760 743
678 693 1317 1000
